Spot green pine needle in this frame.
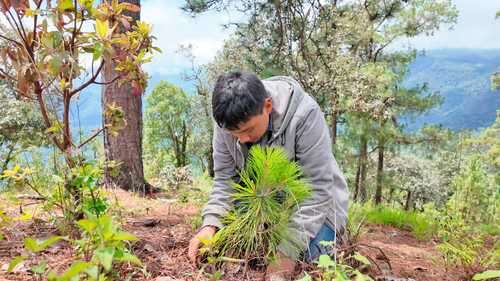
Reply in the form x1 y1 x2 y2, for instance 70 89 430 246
213 146 311 263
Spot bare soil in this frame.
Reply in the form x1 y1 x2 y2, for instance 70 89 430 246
0 191 470 281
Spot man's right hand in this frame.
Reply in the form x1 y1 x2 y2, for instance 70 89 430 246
188 226 217 265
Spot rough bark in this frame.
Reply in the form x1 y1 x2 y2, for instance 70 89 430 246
102 0 149 192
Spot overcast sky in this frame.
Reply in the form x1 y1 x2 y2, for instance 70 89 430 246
141 0 500 76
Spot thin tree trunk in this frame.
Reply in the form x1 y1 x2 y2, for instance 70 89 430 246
207 145 214 177
181 120 188 166
355 137 368 202
353 164 361 202
198 86 214 177
405 189 412 211
374 137 385 205
331 111 337 146
102 0 148 193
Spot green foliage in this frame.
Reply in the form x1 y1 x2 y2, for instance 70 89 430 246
1 157 112 237
467 110 500 169
473 270 500 281
157 164 193 191
313 253 373 281
384 153 447 210
346 203 367 243
71 214 141 275
41 160 110 233
8 214 141 280
355 203 438 240
0 81 47 182
436 189 499 279
212 146 311 263
0 0 156 157
447 155 498 225
145 81 192 176
24 236 64 253
437 234 499 278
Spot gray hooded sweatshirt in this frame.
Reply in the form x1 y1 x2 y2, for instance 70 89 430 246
201 76 349 259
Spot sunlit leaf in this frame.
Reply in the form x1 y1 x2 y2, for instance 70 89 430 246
59 261 93 279
31 260 47 274
8 255 27 272
24 236 63 252
318 254 335 268
77 218 97 233
353 252 371 266
112 231 138 241
95 19 109 39
114 250 142 266
473 270 500 280
58 0 74 11
94 247 115 271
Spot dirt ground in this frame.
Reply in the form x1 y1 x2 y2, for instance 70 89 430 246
0 190 469 281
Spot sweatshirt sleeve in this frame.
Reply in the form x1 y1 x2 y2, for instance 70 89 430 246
201 125 237 229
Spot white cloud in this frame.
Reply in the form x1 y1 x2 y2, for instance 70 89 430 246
398 0 500 50
141 0 238 76
141 0 499 76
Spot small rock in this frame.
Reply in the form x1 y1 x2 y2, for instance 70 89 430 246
143 218 161 227
413 265 427 271
144 243 155 252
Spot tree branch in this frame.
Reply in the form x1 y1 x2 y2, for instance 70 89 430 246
34 81 64 151
0 67 15 81
69 60 104 96
78 127 104 149
0 33 23 47
32 0 43 50
5 9 27 46
92 75 122 85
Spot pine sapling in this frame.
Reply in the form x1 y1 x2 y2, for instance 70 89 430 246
212 146 311 265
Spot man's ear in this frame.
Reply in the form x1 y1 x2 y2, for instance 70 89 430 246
264 97 273 114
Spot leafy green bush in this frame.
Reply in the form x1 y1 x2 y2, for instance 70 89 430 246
8 214 142 280
211 146 311 263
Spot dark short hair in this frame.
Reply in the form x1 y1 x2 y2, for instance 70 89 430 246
212 71 269 130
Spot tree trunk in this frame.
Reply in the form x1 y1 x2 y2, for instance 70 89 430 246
404 189 412 211
207 145 214 177
331 111 337 146
355 137 368 202
353 164 361 201
197 86 214 177
374 137 385 205
102 0 148 192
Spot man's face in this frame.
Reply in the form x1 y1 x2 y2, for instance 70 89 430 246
229 97 272 144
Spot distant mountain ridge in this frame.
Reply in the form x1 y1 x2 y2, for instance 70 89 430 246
403 48 500 131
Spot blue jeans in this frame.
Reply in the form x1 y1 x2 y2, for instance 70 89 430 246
304 223 336 262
